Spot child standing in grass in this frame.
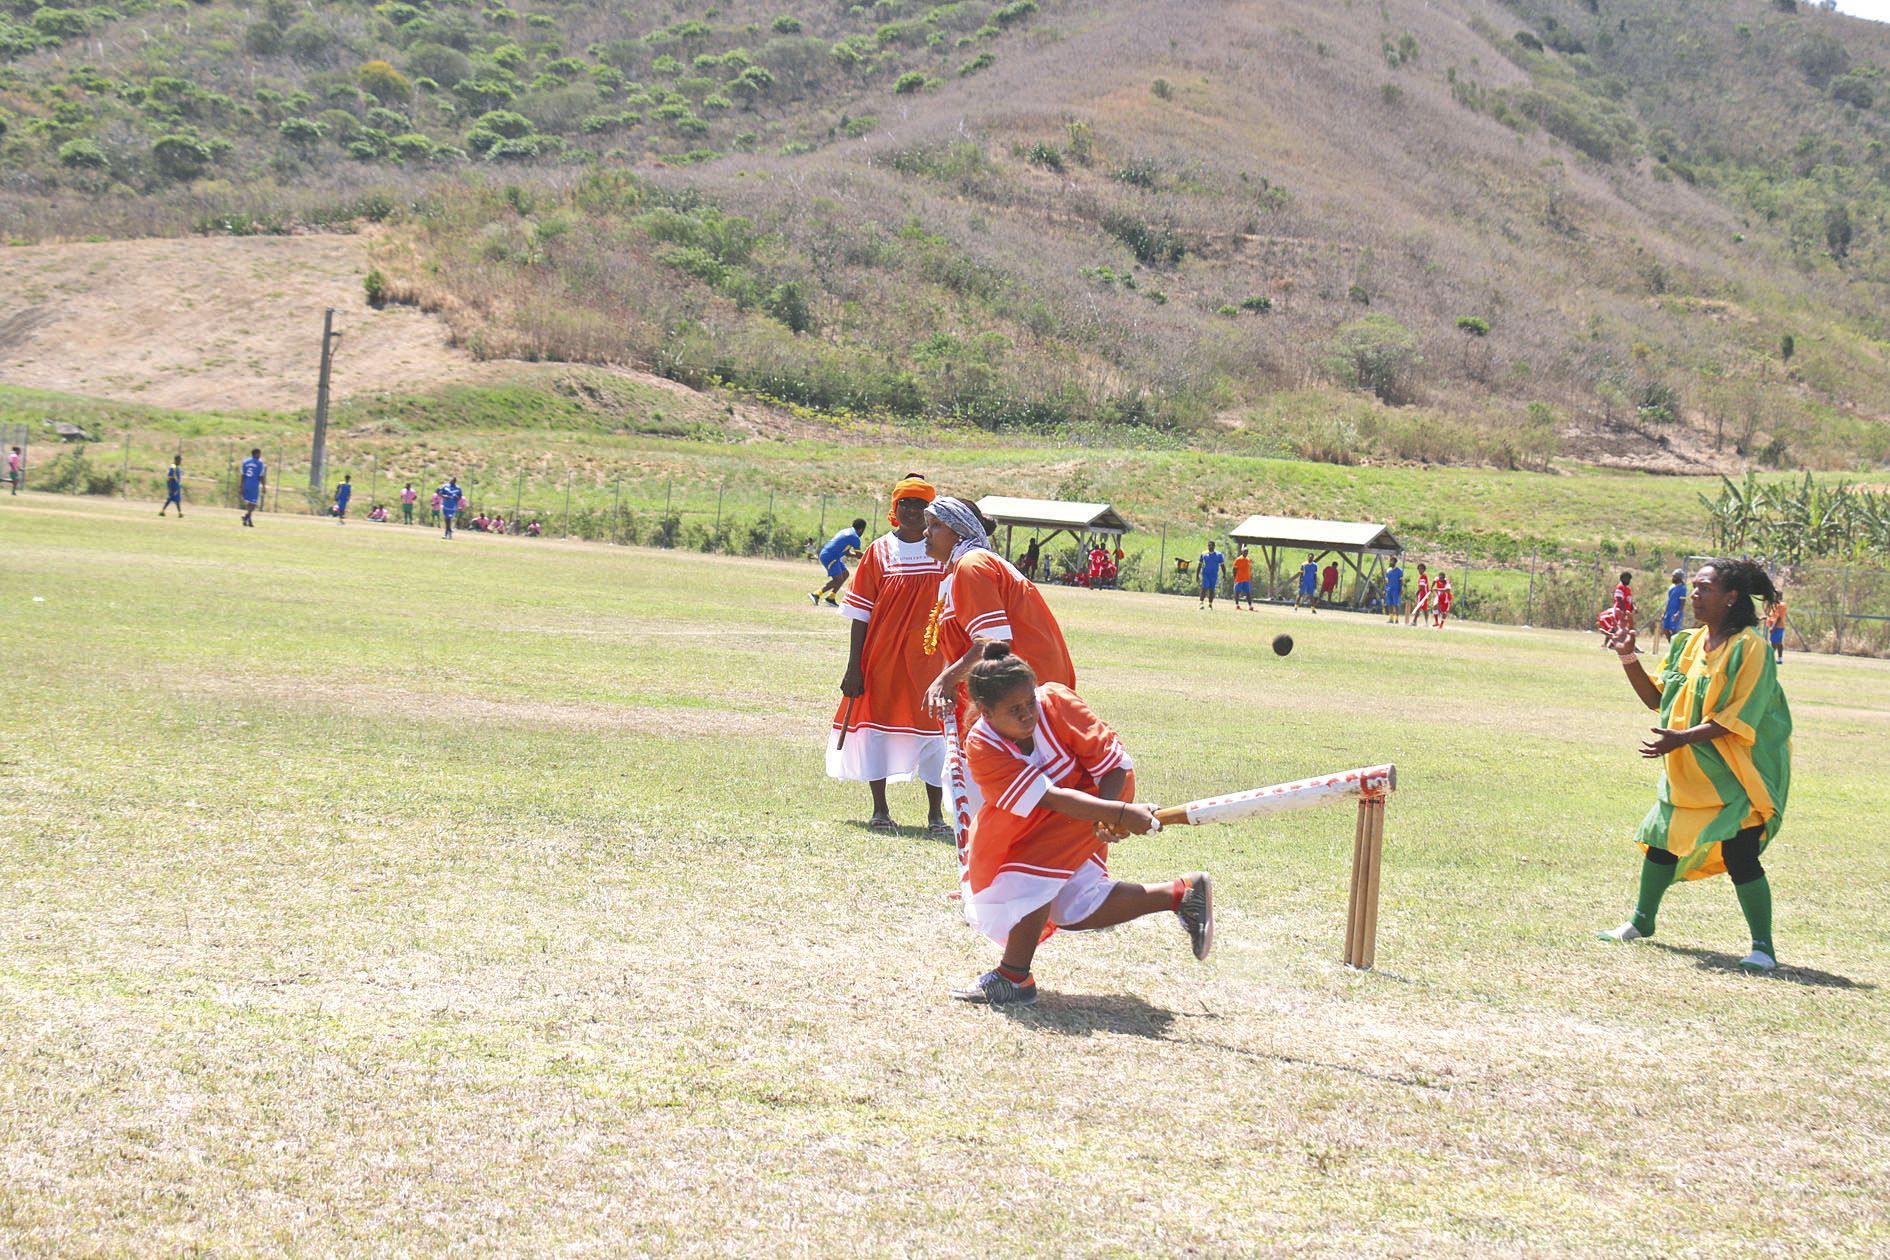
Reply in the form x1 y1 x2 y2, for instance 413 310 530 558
1384 557 1404 623
1406 563 1430 625
951 642 1213 1006
438 478 463 538
7 446 21 496
401 483 417 525
1599 559 1791 972
333 474 352 524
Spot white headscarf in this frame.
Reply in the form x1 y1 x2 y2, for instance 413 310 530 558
925 497 993 568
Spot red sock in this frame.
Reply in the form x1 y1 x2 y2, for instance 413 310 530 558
1171 877 1187 909
996 964 1032 985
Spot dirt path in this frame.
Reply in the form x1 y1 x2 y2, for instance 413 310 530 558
0 233 501 411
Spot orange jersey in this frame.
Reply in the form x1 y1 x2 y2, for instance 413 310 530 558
939 549 1075 690
1613 583 1635 615
834 532 946 742
1768 601 1788 629
1233 556 1252 583
1434 578 1452 610
964 684 1132 893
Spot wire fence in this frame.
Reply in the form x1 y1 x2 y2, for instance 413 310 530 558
15 427 1890 656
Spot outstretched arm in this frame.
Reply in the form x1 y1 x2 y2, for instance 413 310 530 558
1605 623 1663 712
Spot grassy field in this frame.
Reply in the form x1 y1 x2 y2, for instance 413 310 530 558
3 495 1887 1256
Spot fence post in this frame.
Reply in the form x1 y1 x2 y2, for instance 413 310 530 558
272 450 280 514
1836 565 1849 656
370 454 378 507
225 442 234 508
563 472 572 539
715 480 725 539
1157 525 1167 594
817 494 826 539
1525 552 1537 627
121 432 131 497
612 478 621 543
514 472 522 525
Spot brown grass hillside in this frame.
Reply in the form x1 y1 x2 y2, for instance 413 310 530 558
3 0 1889 469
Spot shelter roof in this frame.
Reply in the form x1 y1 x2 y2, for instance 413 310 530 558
1228 515 1401 553
975 496 1132 534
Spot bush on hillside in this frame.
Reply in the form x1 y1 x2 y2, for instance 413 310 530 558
57 138 108 169
1326 314 1423 404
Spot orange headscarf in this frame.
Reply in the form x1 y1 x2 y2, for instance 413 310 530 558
888 475 936 526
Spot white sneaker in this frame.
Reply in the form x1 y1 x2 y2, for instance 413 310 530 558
1740 948 1778 973
1598 922 1644 942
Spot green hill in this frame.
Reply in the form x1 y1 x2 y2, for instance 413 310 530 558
4 0 1890 469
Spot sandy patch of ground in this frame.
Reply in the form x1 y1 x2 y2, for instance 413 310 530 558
0 233 499 412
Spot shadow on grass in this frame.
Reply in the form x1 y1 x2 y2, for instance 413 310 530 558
1001 993 1451 1089
1646 941 1875 990
1001 991 1178 1039
840 819 957 843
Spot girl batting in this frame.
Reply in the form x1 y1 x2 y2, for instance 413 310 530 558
1599 559 1791 971
952 643 1213 1006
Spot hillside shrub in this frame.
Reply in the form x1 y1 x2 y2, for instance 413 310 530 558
407 43 473 87
364 267 388 307
1240 294 1271 312
1326 314 1422 403
893 71 928 94
57 138 108 169
359 61 413 105
152 134 214 180
1102 210 1185 266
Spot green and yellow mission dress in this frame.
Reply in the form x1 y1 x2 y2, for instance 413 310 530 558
1634 625 1791 880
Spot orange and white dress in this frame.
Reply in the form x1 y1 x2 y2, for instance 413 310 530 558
962 684 1133 944
828 532 947 785
937 550 1075 691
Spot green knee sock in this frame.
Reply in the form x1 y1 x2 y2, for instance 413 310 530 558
1735 876 1774 956
1632 857 1678 936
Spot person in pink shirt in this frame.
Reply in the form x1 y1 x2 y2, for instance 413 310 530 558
401 483 418 525
429 489 442 526
7 446 21 496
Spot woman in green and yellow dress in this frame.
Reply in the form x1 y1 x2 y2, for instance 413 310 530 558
1599 559 1791 972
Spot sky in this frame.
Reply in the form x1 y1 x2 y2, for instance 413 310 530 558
1835 1 1890 23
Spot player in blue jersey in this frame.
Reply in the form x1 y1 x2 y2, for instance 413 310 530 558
1196 542 1225 609
438 478 464 538
333 474 352 524
1295 554 1320 613
159 455 184 517
810 518 867 607
1653 567 1686 650
238 449 265 527
1383 558 1404 622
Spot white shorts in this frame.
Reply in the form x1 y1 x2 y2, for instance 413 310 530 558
963 857 1114 945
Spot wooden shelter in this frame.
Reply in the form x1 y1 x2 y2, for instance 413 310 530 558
1228 515 1404 608
976 496 1133 573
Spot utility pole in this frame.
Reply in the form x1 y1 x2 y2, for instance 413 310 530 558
308 308 342 493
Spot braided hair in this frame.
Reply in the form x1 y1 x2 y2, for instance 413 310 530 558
967 641 1036 710
1702 557 1779 631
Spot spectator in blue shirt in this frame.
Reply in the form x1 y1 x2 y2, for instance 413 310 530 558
160 455 183 518
1196 543 1225 609
333 474 352 524
1384 558 1404 623
810 517 867 607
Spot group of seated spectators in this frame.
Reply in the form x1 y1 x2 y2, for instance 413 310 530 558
362 503 542 536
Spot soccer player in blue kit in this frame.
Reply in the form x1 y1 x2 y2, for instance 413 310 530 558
1654 567 1686 651
810 517 867 607
1197 542 1225 609
1384 557 1404 623
239 449 266 527
333 474 353 523
438 478 465 538
1295 553 1320 613
160 455 184 517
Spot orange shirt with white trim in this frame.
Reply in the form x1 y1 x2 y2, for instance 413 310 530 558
964 683 1133 893
939 549 1075 689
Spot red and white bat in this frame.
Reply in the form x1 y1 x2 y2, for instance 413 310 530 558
1149 764 1396 830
